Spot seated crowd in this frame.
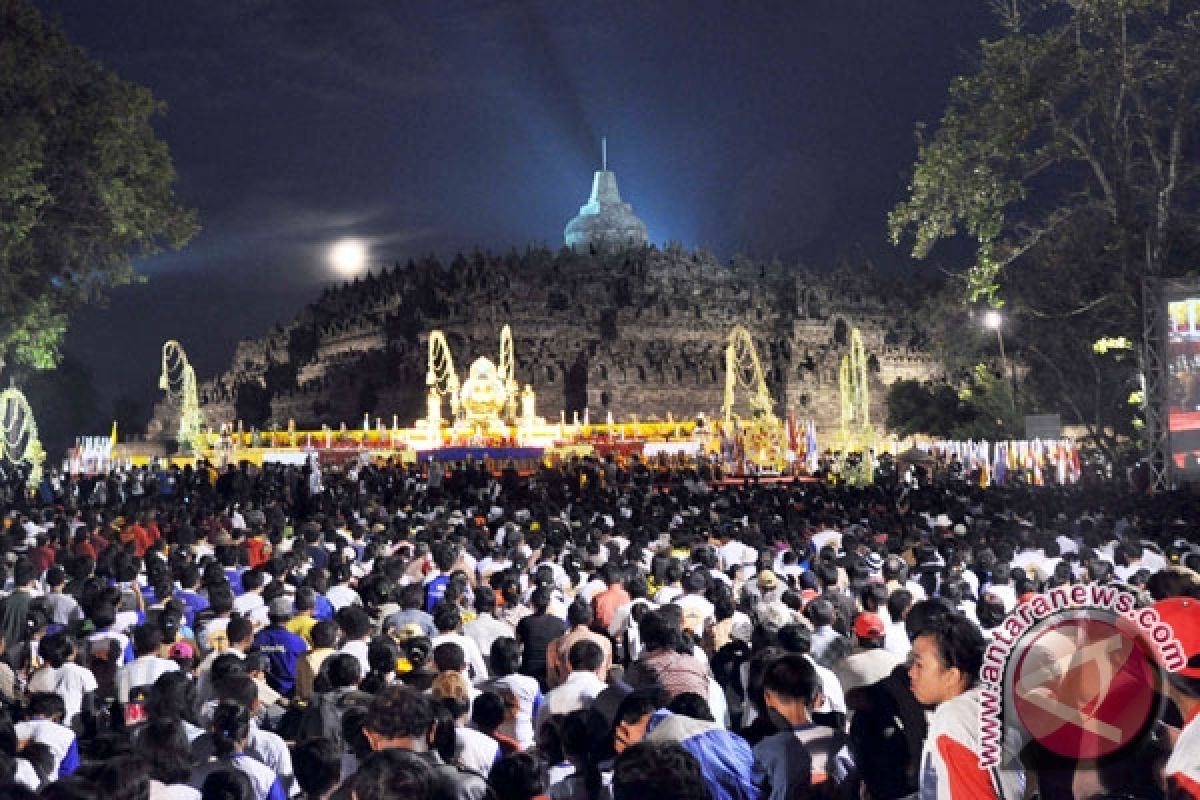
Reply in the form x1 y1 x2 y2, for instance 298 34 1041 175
0 456 1195 800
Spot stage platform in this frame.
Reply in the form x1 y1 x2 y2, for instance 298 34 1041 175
414 446 544 462
711 474 817 487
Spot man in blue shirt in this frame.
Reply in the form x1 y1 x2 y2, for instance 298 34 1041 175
253 596 308 697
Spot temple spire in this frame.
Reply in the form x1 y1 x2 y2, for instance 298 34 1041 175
564 138 647 250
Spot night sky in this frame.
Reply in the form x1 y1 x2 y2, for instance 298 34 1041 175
36 0 997 433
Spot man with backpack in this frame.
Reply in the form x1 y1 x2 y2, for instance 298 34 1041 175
297 652 371 747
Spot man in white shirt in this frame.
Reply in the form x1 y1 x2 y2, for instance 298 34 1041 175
537 639 608 728
463 587 514 664
675 569 716 637
116 624 179 705
26 632 96 729
883 589 913 658
431 604 489 681
335 605 374 678
325 564 361 611
233 568 267 617
654 563 685 606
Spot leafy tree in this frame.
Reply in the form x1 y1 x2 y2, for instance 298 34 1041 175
0 0 197 370
889 0 1200 459
886 374 1015 440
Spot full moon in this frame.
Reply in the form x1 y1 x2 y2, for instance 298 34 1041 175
329 239 367 276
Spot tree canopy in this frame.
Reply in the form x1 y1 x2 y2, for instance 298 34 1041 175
0 0 197 370
889 0 1200 456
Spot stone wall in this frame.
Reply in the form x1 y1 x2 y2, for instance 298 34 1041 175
149 246 943 444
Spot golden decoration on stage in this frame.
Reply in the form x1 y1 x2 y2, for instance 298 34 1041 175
722 325 786 470
159 340 206 453
0 387 45 487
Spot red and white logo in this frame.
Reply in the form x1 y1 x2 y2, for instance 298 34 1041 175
1010 615 1160 759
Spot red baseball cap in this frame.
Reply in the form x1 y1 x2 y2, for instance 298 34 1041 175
1154 596 1200 679
853 611 886 640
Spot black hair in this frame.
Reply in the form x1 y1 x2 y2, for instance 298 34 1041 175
39 631 75 668
12 559 35 588
309 619 339 649
133 623 165 657
147 671 198 725
240 569 265 592
292 738 343 800
136 718 194 785
567 598 594 627
210 653 249 698
762 653 821 704
350 748 438 800
432 642 466 673
666 692 714 721
744 646 785 718
489 636 522 676
568 639 605 672
474 586 497 613
531 586 552 613
432 603 461 633
775 623 812 655
89 754 150 800
614 688 664 727
637 609 678 652
207 583 235 615
430 701 458 763
561 710 605 800
915 613 986 690
471 690 507 733
489 752 548 800
293 587 316 612
364 685 435 741
226 615 254 645
210 702 252 758
904 596 956 642
322 653 363 689
200 767 255 800
27 692 66 721
341 705 374 760
887 588 914 621
335 605 371 639
612 742 712 800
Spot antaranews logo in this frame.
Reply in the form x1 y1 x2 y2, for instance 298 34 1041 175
978 584 1185 768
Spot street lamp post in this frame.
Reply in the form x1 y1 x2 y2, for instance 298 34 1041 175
983 310 1018 420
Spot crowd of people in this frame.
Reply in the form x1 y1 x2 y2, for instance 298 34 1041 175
0 454 1196 800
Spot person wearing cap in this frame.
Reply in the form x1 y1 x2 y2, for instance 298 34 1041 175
756 569 785 606
254 595 308 697
833 611 902 696
1158 597 1200 798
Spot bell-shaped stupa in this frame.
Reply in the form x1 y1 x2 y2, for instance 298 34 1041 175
564 138 648 251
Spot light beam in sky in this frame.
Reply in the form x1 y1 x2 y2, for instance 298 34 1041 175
329 238 368 276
